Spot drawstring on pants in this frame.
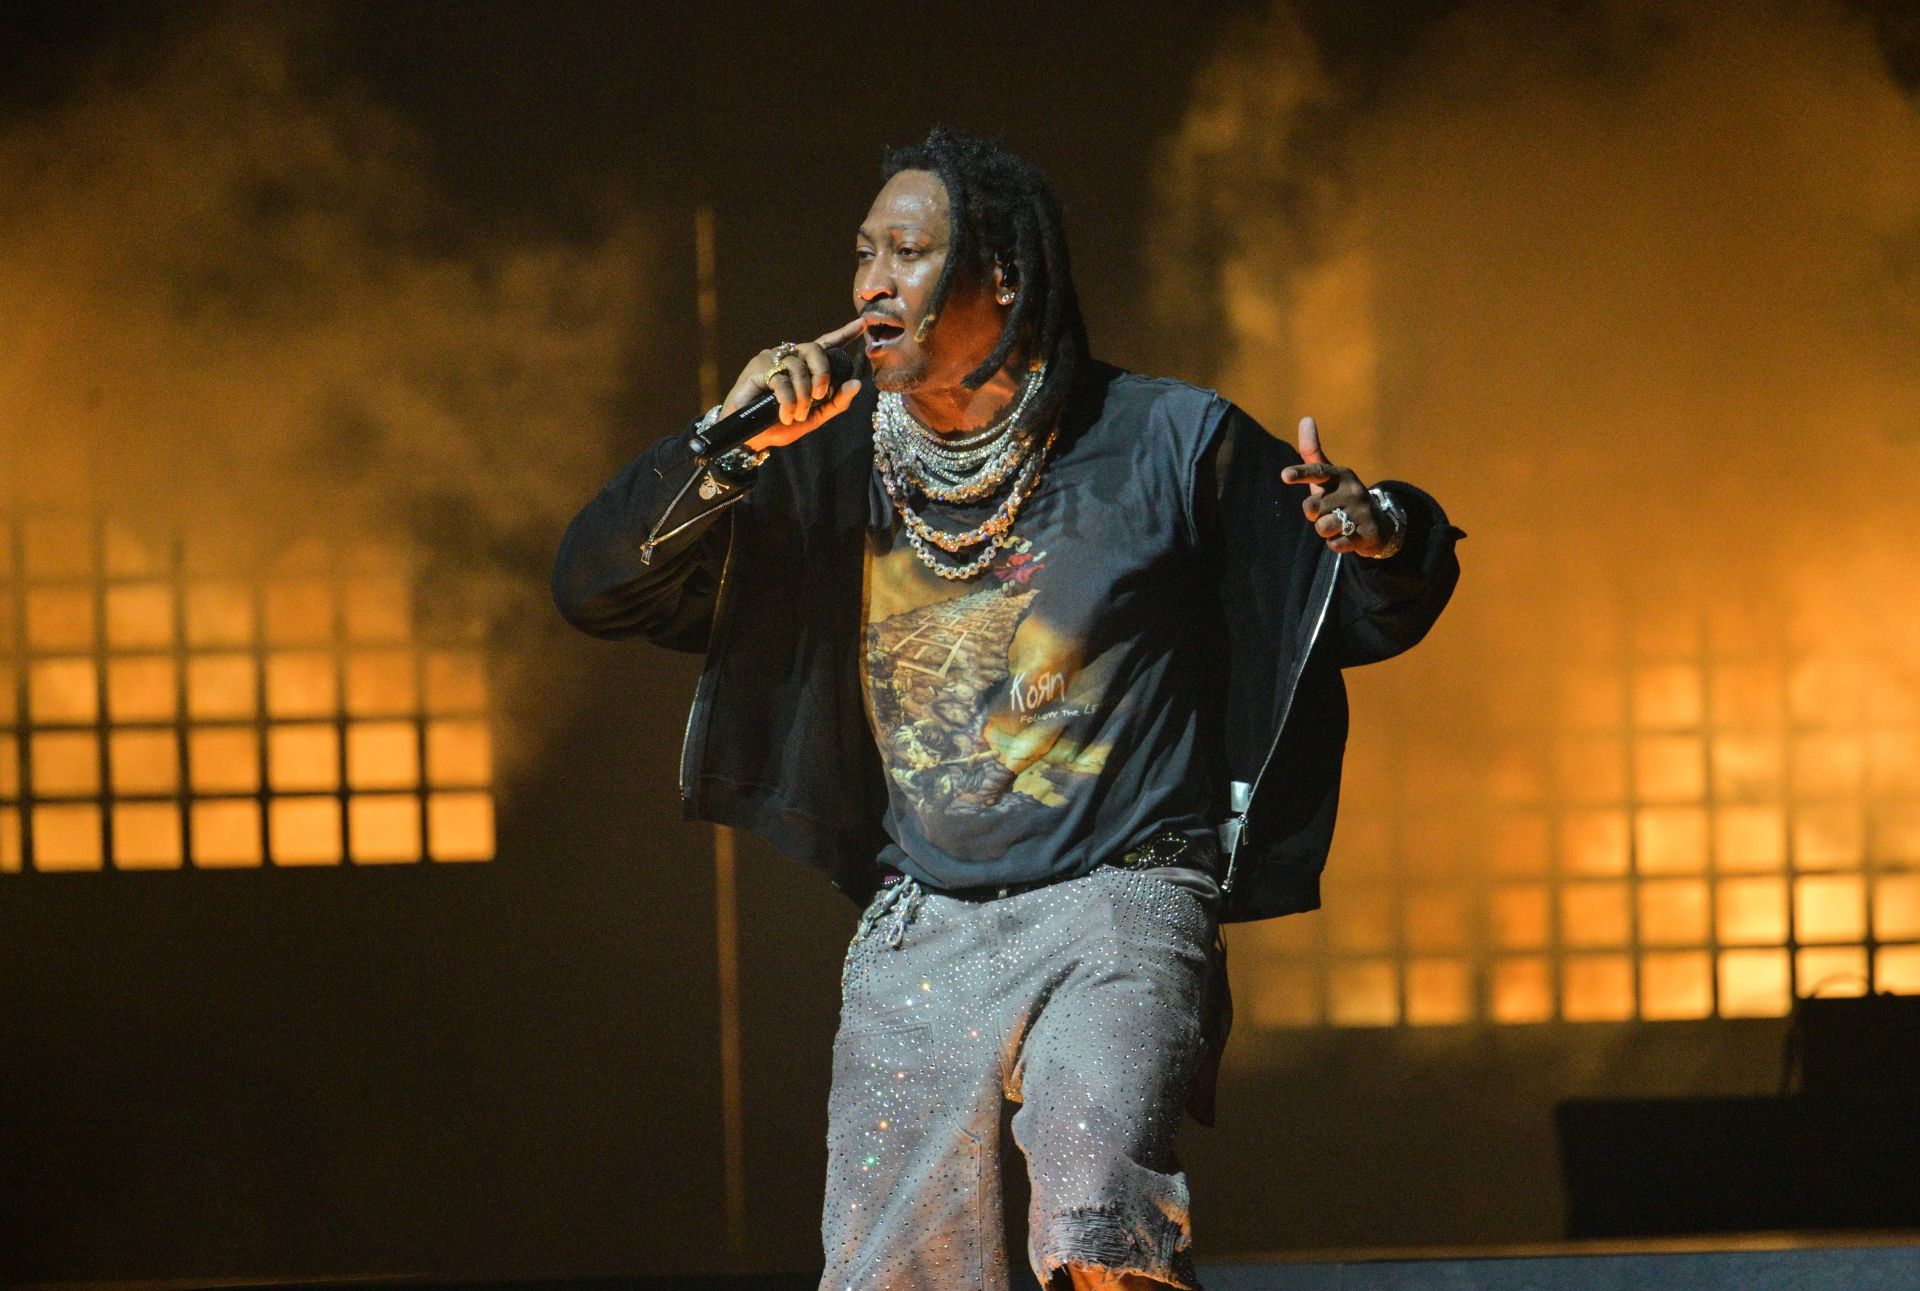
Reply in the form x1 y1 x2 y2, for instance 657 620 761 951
857 874 925 950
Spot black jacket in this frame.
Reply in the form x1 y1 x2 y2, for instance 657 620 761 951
552 363 1463 923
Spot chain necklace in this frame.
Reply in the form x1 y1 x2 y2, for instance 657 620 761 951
873 364 1045 504
872 367 1055 581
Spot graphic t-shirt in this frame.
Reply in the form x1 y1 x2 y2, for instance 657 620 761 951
860 365 1230 894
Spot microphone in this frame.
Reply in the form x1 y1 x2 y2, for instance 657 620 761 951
686 342 860 463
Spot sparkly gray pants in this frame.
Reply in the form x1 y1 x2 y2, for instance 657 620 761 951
821 864 1218 1290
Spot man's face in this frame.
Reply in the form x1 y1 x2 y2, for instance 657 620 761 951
854 168 1006 394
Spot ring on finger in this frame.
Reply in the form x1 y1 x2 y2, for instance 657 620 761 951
764 341 800 386
1332 506 1357 539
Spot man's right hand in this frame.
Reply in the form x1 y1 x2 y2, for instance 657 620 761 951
727 317 866 452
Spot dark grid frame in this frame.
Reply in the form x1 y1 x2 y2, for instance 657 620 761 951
0 512 494 872
1235 583 1920 1028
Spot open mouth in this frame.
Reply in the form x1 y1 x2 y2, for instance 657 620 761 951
864 321 906 352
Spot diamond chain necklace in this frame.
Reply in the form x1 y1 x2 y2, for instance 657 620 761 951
872 365 1054 581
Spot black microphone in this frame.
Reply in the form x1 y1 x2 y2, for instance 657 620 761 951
686 342 860 463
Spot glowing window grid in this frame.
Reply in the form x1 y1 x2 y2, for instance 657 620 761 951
0 514 495 872
1236 592 1920 1027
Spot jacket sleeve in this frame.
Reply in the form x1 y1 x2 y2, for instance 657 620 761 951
549 420 755 653
1328 479 1465 668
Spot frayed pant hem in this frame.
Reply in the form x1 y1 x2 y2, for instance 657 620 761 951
1034 1206 1199 1289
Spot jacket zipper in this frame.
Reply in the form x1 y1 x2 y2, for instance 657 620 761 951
677 502 743 801
1220 548 1341 896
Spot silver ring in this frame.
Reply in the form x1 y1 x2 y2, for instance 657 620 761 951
1332 506 1357 539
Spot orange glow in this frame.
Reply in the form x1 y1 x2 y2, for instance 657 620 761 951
104 584 174 649
269 796 341 865
1792 806 1863 871
348 794 419 863
1490 814 1550 876
1328 960 1398 1026
346 721 418 790
1715 806 1786 871
184 582 255 646
1561 882 1631 948
1717 949 1790 1018
1633 736 1706 802
112 802 183 870
1405 958 1472 1025
1491 884 1550 949
1792 875 1865 944
345 649 416 715
1490 957 1553 1024
0 742 17 798
264 580 335 643
1634 807 1707 874
31 732 99 796
22 517 92 579
267 724 339 793
1247 963 1320 1028
110 731 179 795
1 807 19 873
1795 946 1868 998
426 791 493 861
423 650 487 712
25 587 94 652
1874 875 1920 940
1638 880 1709 947
1877 947 1920 993
1327 888 1396 955
31 804 102 871
107 656 178 722
343 576 412 642
186 654 256 720
1561 955 1633 1022
1555 737 1626 803
1709 663 1783 728
28 658 98 723
187 728 258 793
1639 952 1712 1021
1403 889 1468 954
189 799 262 867
1718 878 1788 945
425 719 491 786
1559 810 1629 876
1632 665 1704 730
266 651 337 719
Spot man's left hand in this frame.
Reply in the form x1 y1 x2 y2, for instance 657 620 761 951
1280 415 1391 557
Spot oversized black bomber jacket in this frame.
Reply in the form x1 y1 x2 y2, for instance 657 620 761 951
551 361 1464 925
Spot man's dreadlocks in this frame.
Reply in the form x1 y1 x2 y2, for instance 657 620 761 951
882 125 1088 436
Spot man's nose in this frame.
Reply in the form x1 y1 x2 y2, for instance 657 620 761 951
855 260 893 301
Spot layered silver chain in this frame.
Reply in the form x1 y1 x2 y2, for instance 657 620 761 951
872 364 1054 581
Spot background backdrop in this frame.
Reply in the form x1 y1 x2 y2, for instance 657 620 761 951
3 0 1919 1281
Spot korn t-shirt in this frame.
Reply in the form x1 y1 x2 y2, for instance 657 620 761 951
861 363 1232 894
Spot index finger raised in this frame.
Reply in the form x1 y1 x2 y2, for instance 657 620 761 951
815 316 867 348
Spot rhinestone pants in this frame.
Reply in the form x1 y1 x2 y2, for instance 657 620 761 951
821 864 1218 1290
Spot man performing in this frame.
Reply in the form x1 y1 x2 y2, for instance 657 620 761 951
553 127 1462 1290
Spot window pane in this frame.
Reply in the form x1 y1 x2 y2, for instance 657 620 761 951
268 724 339 793
343 576 411 642
25 587 93 651
113 802 183 870
263 580 335 643
29 658 97 724
345 649 415 716
1641 951 1712 1020
347 721 418 790
1794 875 1865 944
1718 878 1788 945
104 584 174 649
425 719 490 787
110 730 179 795
33 804 102 871
1328 959 1398 1026
1405 958 1472 1025
184 582 255 646
269 796 341 866
187 655 256 720
190 799 262 868
426 791 493 862
1718 948 1790 1017
30 732 98 796
188 728 259 794
349 794 420 864
1562 954 1633 1021
266 651 337 719
1491 956 1553 1023
108 656 178 722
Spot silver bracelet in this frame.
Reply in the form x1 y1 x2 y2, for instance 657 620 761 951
1363 486 1407 559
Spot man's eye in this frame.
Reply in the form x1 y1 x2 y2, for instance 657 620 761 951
855 247 874 261
898 246 922 259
